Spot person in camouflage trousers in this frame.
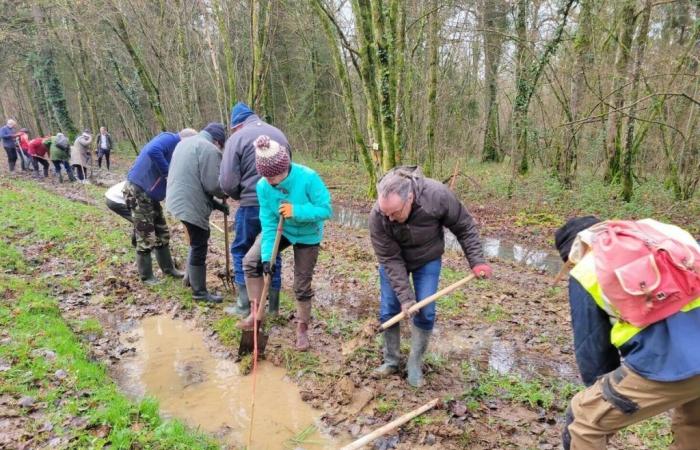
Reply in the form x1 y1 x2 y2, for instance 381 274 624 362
123 182 170 253
124 129 197 284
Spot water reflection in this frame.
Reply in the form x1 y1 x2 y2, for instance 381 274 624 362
333 206 562 274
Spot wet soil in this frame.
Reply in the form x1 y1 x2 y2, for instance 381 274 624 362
1 166 650 449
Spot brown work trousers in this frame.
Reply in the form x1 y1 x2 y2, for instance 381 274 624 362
242 233 319 302
568 365 700 450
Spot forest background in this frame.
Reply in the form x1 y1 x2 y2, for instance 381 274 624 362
1 0 699 219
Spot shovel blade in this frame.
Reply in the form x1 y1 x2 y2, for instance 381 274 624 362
237 325 269 358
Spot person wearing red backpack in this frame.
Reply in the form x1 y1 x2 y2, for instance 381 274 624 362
554 216 700 450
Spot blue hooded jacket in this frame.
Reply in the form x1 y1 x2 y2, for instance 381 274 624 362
126 132 181 201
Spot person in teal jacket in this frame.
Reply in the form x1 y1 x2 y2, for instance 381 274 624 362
239 135 332 351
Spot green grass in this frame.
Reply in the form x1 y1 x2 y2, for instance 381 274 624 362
460 361 554 409
280 348 322 376
283 424 321 449
618 415 673 449
0 245 217 448
374 397 398 414
0 179 220 448
212 316 242 347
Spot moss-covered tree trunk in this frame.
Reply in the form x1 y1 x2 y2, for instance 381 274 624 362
481 0 507 163
424 0 439 176
604 0 636 184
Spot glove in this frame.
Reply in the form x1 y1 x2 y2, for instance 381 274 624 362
211 198 230 216
279 202 293 219
401 301 416 318
472 263 492 279
262 261 275 276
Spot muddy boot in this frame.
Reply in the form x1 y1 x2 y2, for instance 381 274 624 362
238 277 264 329
189 265 222 303
373 325 400 377
227 283 250 316
268 289 280 315
407 324 432 388
136 251 159 286
154 245 184 278
295 301 312 351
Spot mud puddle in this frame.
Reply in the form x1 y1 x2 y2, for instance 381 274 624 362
332 206 562 274
115 315 339 449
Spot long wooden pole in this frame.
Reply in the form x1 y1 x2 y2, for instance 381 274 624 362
380 275 475 330
340 398 440 450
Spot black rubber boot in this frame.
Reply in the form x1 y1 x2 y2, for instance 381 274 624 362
189 265 223 303
268 289 280 315
154 245 184 278
136 251 159 286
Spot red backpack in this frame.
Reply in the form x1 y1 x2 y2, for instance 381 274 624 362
591 220 700 327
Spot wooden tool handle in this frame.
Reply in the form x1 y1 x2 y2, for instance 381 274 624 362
340 398 440 450
380 274 475 330
256 217 285 318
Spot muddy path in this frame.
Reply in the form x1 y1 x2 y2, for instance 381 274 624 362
0 167 664 449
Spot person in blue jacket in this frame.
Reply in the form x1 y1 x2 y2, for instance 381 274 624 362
239 135 332 351
123 129 197 284
0 119 18 172
554 216 700 450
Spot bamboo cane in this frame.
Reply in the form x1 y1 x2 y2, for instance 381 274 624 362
340 398 440 450
380 275 475 330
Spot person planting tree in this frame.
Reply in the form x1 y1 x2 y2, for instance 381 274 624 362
238 135 332 351
369 166 491 387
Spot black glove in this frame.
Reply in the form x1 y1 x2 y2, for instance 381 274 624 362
262 261 275 276
210 198 230 216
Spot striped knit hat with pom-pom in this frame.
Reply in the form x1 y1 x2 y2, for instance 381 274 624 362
254 135 290 178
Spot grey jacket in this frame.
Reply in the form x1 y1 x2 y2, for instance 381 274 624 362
369 166 486 305
166 131 224 230
218 114 290 207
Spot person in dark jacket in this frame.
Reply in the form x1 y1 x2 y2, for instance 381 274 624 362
124 128 197 284
166 123 228 303
0 119 18 172
96 126 113 170
219 102 286 316
369 166 491 387
554 217 700 450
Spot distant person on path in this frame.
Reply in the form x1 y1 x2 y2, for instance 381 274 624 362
219 101 287 316
369 166 491 387
238 135 332 351
554 217 700 450
96 126 113 170
27 136 51 178
124 129 197 285
0 119 18 172
71 129 93 183
166 123 228 303
45 133 76 183
16 128 32 172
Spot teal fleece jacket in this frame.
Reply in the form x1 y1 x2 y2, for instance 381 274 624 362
257 163 332 261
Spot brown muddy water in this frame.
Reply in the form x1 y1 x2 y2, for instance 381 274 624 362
115 315 340 449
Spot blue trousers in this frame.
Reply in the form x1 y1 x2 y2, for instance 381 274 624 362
379 258 441 331
231 206 282 290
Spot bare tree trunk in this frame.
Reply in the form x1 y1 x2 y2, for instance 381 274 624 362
481 0 506 162
621 0 651 201
425 0 439 176
604 0 636 184
559 0 592 187
312 0 376 196
212 0 237 111
108 5 167 131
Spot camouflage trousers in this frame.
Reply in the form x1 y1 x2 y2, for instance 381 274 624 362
123 181 170 252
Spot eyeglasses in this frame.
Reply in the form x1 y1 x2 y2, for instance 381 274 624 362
383 198 410 221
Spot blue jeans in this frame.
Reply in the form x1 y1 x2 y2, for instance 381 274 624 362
379 258 442 331
231 206 282 290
